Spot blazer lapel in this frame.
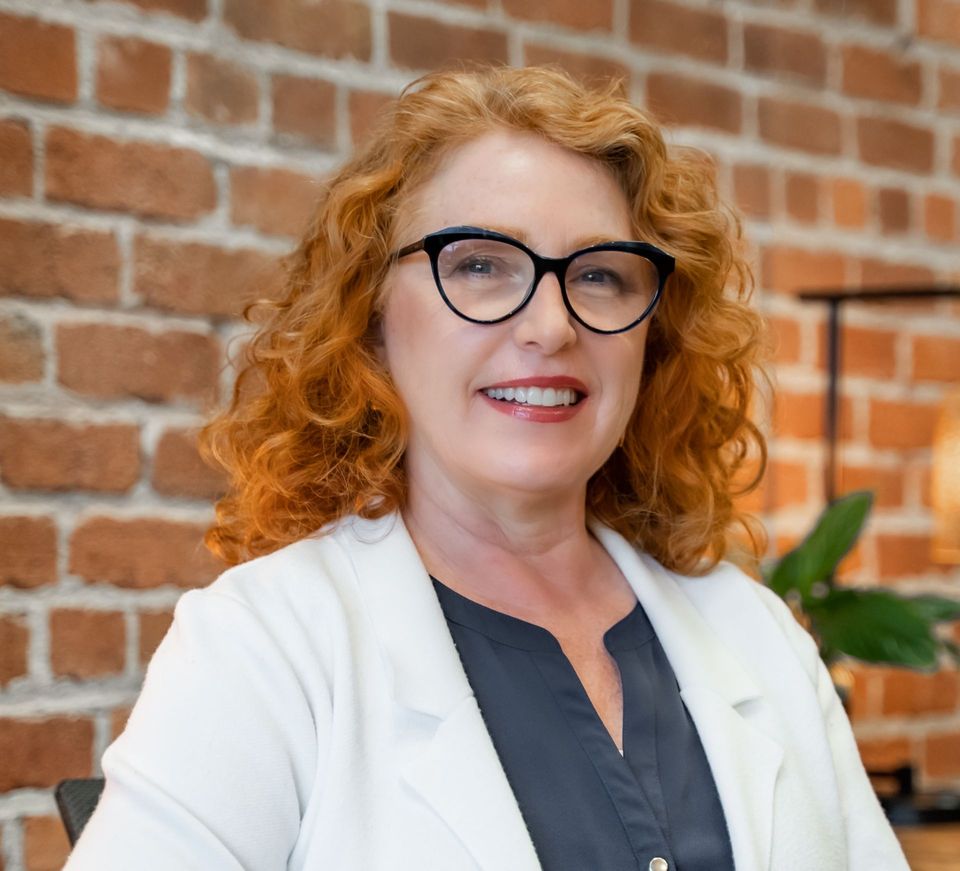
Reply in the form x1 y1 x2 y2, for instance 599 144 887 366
592 523 784 871
680 687 783 871
336 515 542 871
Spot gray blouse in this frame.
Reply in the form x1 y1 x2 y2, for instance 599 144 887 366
431 576 734 871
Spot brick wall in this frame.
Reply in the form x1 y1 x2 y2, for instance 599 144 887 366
1 0 959 866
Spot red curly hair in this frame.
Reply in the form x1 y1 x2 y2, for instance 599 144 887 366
201 65 767 574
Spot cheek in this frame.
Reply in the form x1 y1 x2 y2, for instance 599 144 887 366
379 277 423 376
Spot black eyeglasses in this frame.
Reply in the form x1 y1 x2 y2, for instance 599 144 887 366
394 226 675 335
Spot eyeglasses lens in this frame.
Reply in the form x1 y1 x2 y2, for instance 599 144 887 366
436 238 659 331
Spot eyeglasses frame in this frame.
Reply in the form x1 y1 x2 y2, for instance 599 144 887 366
393 226 675 335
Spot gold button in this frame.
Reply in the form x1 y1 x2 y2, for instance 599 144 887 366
649 859 669 871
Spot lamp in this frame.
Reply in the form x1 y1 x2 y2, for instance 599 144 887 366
933 387 960 565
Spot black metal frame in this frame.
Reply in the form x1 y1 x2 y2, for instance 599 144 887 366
395 225 675 335
798 287 960 502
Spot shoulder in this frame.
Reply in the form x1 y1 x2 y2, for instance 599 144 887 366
191 513 394 621
654 556 823 684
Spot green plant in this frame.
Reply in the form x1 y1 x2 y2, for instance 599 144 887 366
764 490 960 669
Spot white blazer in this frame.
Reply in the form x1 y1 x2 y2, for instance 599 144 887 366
66 513 908 871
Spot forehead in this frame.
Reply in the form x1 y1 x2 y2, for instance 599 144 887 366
398 129 634 247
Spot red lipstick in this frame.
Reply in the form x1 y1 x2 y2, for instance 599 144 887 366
478 376 588 423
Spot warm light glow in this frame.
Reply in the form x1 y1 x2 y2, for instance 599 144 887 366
932 387 960 564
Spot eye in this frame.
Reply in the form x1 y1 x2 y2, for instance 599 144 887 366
579 268 620 285
455 256 500 277
568 264 626 295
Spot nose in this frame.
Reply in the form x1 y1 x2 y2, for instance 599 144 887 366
511 271 577 354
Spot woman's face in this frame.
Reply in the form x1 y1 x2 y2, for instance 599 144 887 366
380 129 650 506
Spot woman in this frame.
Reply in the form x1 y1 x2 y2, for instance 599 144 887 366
66 67 908 870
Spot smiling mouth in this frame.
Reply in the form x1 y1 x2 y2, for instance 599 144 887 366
481 386 582 407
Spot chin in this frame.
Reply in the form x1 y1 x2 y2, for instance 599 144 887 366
467 452 599 499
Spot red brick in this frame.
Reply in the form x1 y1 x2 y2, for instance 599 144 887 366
0 313 44 383
135 236 279 317
389 13 508 70
0 417 140 493
503 0 612 30
744 23 826 86
912 335 960 381
847 663 879 720
882 668 959 715
271 75 337 147
70 516 221 588
230 165 318 236
0 516 57 588
628 0 727 63
939 66 960 112
139 609 174 664
57 323 219 404
152 428 226 499
111 705 132 740
766 459 809 507
0 615 28 686
857 117 934 173
814 0 897 22
878 187 911 234
762 245 847 293
50 609 126 678
838 464 904 508
45 128 216 221
0 118 32 196
733 164 771 218
116 0 207 20
0 716 93 790
96 35 171 115
842 45 922 105
523 43 629 83
224 0 371 60
0 14 76 103
186 53 258 126
924 193 956 241
0 218 119 304
918 0 960 46
784 172 819 223
646 73 741 133
766 315 802 364
774 390 824 439
831 177 868 229
758 97 842 155
840 325 898 378
870 398 940 449
858 259 935 287
348 89 393 147
876 533 939 579
857 736 911 771
925 731 960 778
23 815 70 871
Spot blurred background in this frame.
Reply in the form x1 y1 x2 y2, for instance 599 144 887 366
0 0 959 867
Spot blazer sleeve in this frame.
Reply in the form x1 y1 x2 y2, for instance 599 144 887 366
751 583 910 871
64 587 323 871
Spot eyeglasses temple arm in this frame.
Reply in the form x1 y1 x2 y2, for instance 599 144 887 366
394 239 426 260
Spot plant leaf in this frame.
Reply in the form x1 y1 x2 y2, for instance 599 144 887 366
806 588 939 669
767 491 873 598
906 594 960 623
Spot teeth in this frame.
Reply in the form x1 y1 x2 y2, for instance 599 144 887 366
483 387 580 407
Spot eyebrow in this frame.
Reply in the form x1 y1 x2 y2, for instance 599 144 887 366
468 224 631 250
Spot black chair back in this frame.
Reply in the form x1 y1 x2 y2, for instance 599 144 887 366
55 778 105 845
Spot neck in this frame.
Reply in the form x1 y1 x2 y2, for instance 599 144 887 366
402 466 611 613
